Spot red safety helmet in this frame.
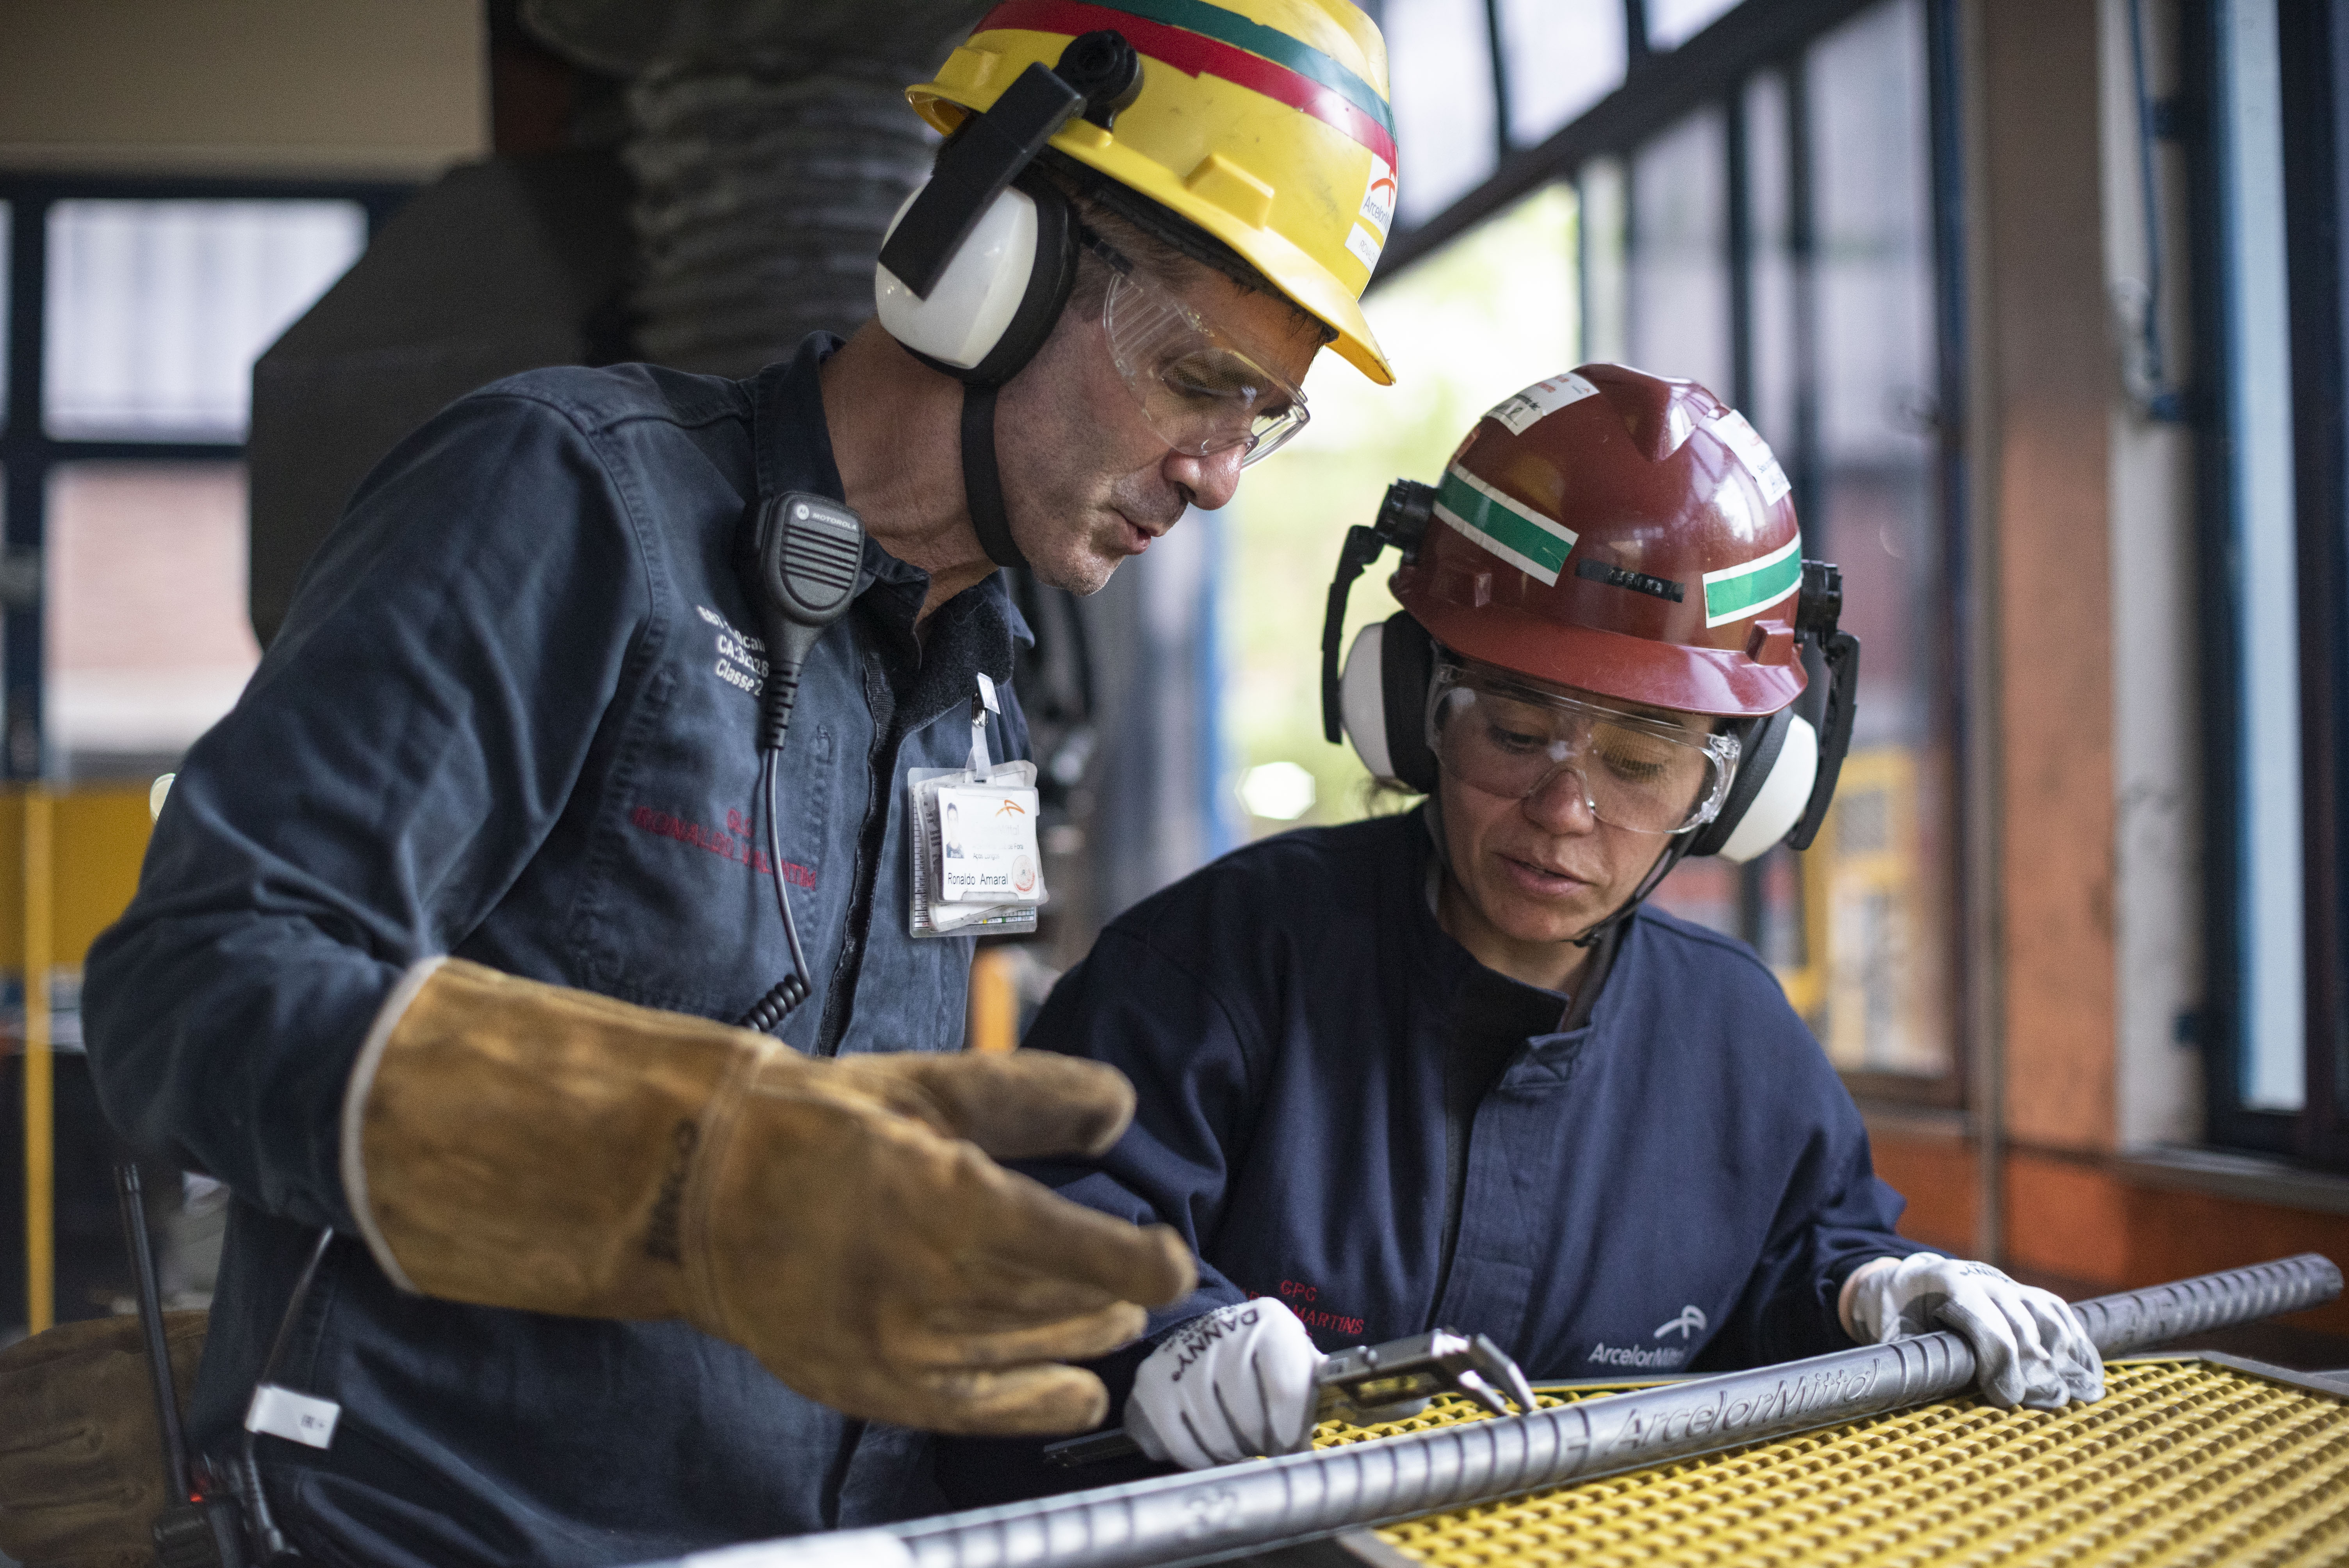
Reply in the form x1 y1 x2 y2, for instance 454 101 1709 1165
1399 365 1804 715
1317 364 1856 868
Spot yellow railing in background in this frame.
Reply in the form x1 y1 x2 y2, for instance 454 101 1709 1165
1773 836 1834 1022
11 784 154 1334
1773 746 1951 1078
23 792 50 1335
967 946 1021 1053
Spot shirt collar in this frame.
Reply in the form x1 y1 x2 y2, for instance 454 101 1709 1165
759 332 1034 654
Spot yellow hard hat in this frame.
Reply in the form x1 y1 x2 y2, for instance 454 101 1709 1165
907 0 1397 386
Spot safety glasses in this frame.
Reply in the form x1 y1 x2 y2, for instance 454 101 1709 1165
1426 663 1740 836
1081 228 1310 468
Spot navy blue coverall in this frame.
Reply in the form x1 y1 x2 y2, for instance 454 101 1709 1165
938 808 1921 1504
82 337 1025 1566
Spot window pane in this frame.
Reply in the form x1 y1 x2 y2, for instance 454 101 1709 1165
1 202 11 436
1627 106 1732 396
1737 75 1809 1015
1627 109 1732 938
1807 0 1951 1077
1224 187 1579 833
46 463 260 778
1745 71 1797 451
1388 0 1500 227
1649 0 1744 50
45 201 364 442
2214 0 2305 1111
1579 158 1629 363
1495 0 1627 146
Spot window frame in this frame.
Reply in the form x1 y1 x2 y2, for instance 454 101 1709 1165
2190 0 2349 1170
0 171 410 780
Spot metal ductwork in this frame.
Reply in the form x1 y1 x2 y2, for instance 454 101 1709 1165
520 0 987 376
250 1 986 645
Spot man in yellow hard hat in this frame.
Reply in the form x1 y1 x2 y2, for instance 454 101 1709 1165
59 5 1400 1567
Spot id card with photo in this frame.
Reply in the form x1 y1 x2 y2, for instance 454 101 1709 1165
936 784 1046 904
907 761 1042 938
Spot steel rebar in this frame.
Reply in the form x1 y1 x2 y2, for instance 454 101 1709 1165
648 1253 2343 1568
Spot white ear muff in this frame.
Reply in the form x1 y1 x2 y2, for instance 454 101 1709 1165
1715 714 1818 864
874 183 1040 370
1339 621 1394 779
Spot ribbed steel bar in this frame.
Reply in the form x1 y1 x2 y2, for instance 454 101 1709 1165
660 1254 2342 1568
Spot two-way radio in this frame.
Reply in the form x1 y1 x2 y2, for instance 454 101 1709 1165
115 1164 249 1566
119 1164 332 1566
733 493 867 1034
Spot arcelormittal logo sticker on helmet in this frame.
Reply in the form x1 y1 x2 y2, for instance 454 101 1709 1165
1709 408 1793 506
1702 535 1802 627
1346 152 1397 273
1433 463 1578 585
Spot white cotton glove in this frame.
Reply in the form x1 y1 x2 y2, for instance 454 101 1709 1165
1124 1300 1324 1469
1845 1253 2105 1411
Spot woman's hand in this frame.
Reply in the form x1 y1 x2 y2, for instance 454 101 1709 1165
1843 1253 2105 1410
1125 1299 1325 1467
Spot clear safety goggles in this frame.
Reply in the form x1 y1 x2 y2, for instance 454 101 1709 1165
1081 228 1310 468
1425 663 1741 836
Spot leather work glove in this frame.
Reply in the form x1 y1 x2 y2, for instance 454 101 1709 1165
1125 1299 1324 1468
349 957 1195 1436
1844 1253 2105 1411
0 1309 208 1568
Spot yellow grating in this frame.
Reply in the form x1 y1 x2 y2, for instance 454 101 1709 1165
1303 1359 2349 1566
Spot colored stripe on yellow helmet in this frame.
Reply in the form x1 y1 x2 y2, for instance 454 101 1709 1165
977 0 1398 166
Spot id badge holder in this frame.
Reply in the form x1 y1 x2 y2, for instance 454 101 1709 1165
909 674 1044 938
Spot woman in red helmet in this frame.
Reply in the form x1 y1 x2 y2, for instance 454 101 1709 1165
940 366 2102 1498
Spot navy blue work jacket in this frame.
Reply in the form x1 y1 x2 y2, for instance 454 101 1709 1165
82 337 1026 1566
941 809 1918 1501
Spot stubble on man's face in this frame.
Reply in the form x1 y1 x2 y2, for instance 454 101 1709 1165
989 269 1322 596
992 308 1189 595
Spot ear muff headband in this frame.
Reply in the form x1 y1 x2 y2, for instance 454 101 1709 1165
879 168 1080 388
872 39 1137 574
1382 614 1440 793
877 61 1085 301
875 168 1080 574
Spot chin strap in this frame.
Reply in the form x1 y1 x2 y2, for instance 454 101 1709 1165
1569 835 1690 948
960 382 1030 572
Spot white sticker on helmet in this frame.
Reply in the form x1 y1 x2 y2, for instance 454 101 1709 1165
1484 372 1600 435
1710 409 1793 506
1345 222 1384 272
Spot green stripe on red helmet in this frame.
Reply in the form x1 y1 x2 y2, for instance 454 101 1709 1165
1701 536 1803 627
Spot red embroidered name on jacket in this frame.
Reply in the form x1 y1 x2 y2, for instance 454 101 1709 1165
630 805 814 888
1248 1278 1366 1338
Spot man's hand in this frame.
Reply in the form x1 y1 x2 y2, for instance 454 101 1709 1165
696 1049 1197 1431
1124 1299 1324 1468
0 1310 208 1568
350 959 1195 1435
1843 1253 2105 1410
